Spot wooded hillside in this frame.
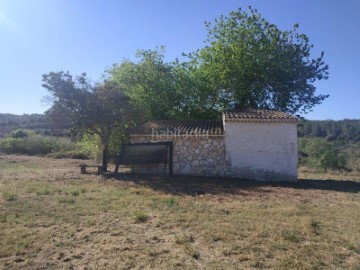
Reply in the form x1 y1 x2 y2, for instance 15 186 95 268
0 113 69 137
1 113 359 143
298 119 360 144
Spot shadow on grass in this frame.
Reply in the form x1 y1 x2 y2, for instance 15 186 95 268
104 173 360 196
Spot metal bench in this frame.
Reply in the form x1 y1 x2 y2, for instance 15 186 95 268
114 142 173 175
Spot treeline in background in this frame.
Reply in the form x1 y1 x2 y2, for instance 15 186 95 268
0 113 359 173
298 119 360 144
298 119 360 173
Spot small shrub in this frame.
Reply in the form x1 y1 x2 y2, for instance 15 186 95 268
134 212 149 223
40 186 53 195
58 198 76 204
70 151 90 159
301 138 349 171
71 190 80 196
80 128 127 161
47 150 90 159
3 191 17 201
9 129 35 138
25 135 57 155
88 219 97 226
54 137 78 152
282 230 303 243
347 244 360 254
211 235 223 242
0 214 7 223
80 133 102 160
184 245 200 259
0 137 25 154
175 234 195 245
36 189 51 196
220 208 230 215
0 132 83 157
15 239 29 255
310 220 321 235
164 197 177 208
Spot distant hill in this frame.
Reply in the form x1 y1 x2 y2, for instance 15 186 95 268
1 113 359 143
0 113 68 137
298 119 360 144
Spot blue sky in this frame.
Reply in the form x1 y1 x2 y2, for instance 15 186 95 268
0 0 359 120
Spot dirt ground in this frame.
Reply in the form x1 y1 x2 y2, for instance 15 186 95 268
0 155 359 269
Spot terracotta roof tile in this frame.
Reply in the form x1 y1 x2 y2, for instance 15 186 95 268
132 110 297 136
133 120 224 135
224 109 298 122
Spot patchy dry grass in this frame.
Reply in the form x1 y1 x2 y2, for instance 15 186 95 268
0 154 359 269
299 165 360 181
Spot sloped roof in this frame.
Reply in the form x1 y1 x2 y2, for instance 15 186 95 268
132 109 297 136
132 119 224 135
224 109 298 122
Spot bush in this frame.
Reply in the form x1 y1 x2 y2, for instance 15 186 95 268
9 129 35 138
25 135 57 155
134 212 149 223
282 230 303 243
80 133 102 160
0 133 87 158
80 128 127 161
301 138 349 171
46 150 90 159
0 137 25 154
2 191 17 201
0 135 57 155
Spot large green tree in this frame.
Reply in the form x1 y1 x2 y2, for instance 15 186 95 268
42 71 140 170
108 48 221 120
186 6 329 116
109 48 181 120
109 7 329 119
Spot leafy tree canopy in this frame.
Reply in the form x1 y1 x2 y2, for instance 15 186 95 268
109 48 228 120
42 71 142 169
109 48 177 120
109 7 329 119
108 48 208 120
185 6 329 116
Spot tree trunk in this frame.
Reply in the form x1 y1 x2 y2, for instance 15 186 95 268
101 140 109 172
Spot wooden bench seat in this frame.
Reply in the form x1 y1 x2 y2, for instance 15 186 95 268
79 164 104 174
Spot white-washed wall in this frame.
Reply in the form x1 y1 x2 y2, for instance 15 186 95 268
224 121 298 181
130 135 225 177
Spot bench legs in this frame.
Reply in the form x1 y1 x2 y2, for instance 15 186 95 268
80 165 104 174
80 166 86 174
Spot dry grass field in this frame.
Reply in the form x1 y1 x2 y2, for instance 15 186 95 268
0 155 359 269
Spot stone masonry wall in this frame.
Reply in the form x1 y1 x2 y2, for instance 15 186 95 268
129 135 225 177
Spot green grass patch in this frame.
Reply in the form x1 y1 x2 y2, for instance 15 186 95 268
134 211 149 223
175 234 195 245
58 197 76 204
282 230 304 243
70 190 80 196
3 191 17 201
310 219 321 235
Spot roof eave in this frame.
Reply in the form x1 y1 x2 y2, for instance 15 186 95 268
224 118 298 123
130 133 225 137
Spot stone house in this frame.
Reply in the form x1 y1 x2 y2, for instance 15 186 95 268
129 109 298 182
